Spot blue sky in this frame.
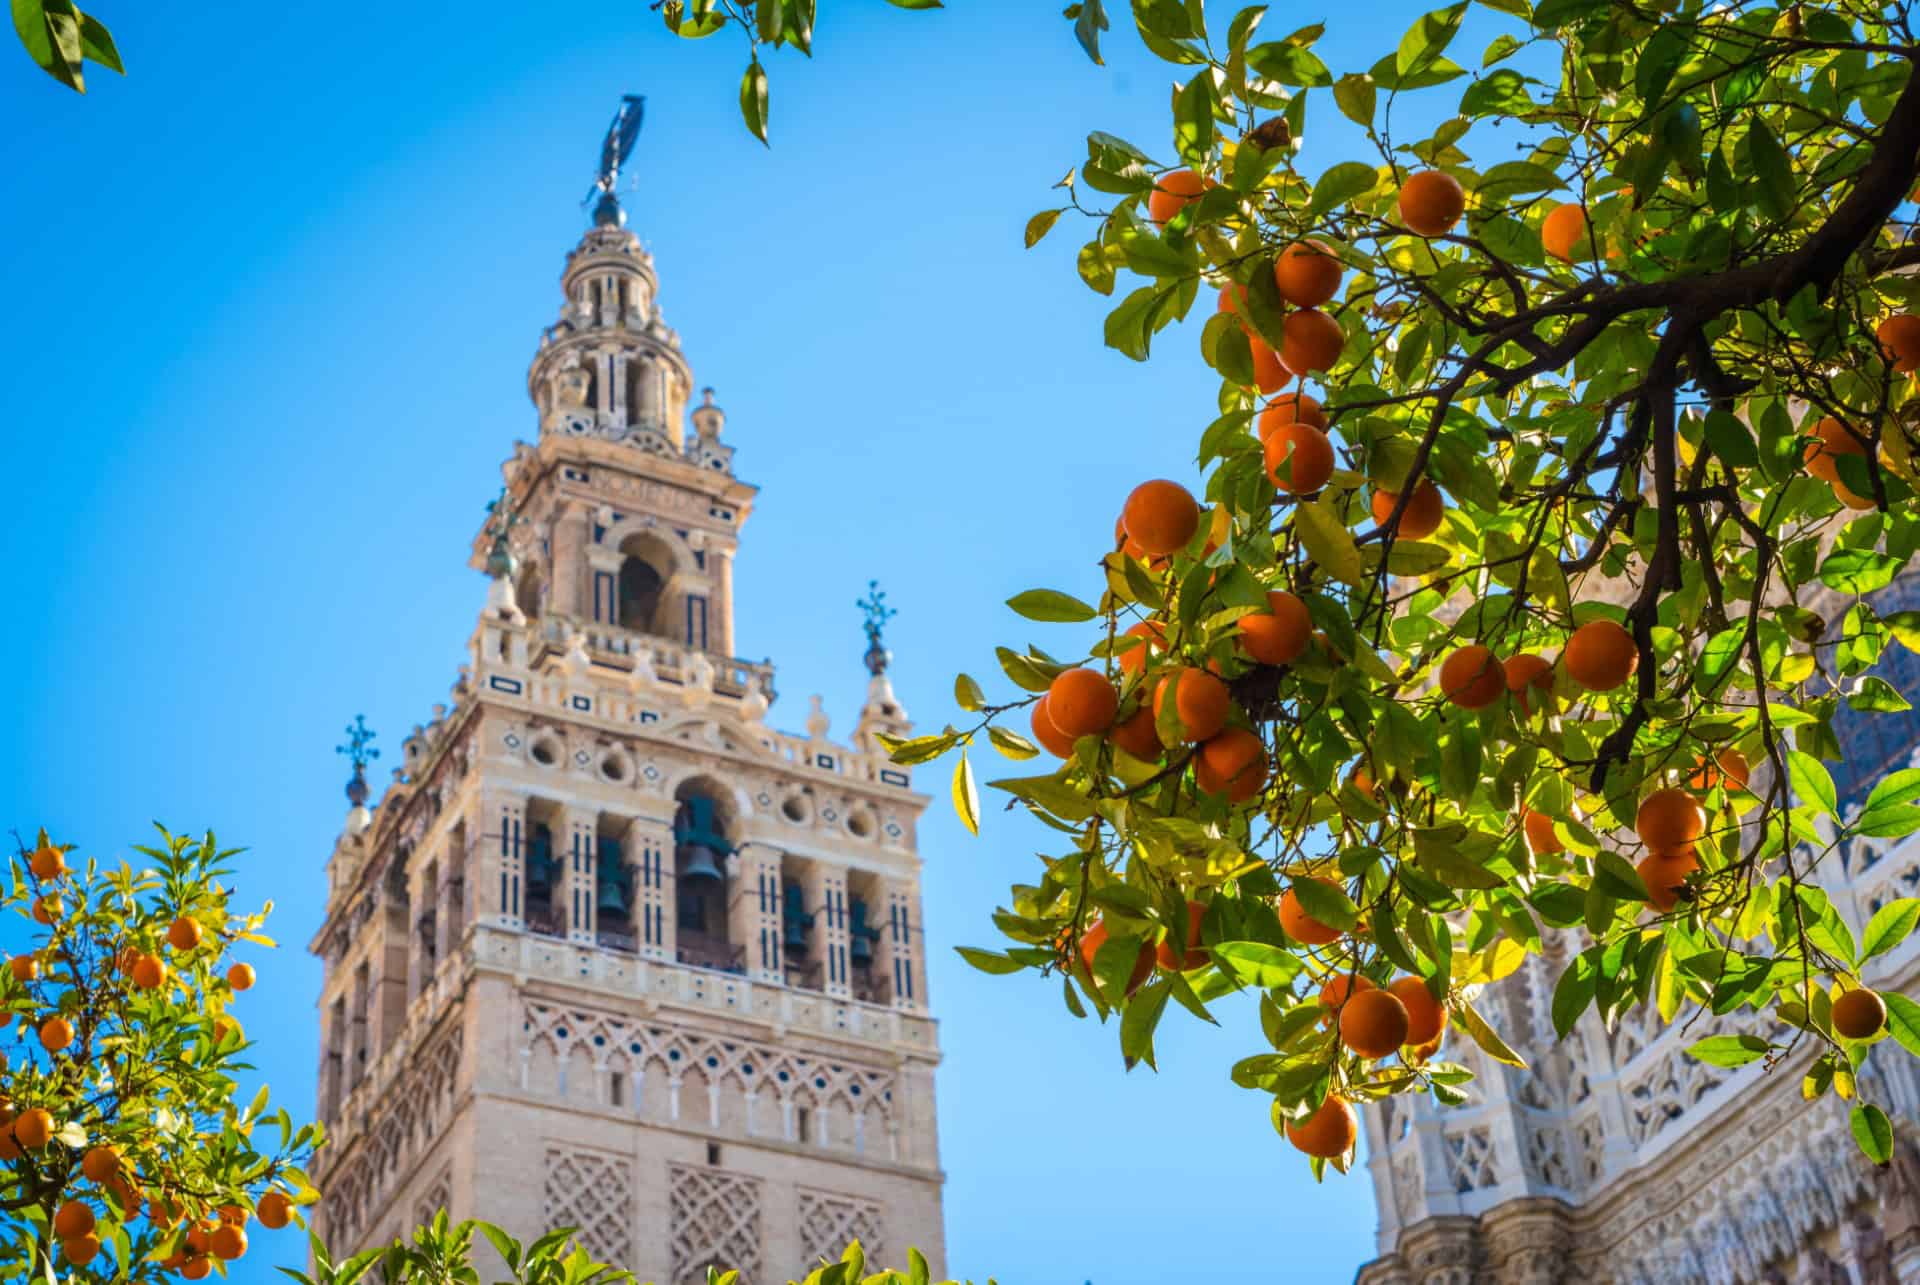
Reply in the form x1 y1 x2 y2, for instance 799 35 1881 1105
0 0 1502 1279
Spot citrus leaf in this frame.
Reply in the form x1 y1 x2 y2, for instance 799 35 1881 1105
952 754 980 835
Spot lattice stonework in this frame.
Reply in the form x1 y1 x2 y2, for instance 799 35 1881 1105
797 1188 885 1269
543 1148 634 1267
669 1164 762 1285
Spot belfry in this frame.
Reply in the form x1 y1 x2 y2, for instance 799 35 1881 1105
308 101 945 1283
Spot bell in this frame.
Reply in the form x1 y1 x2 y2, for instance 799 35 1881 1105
678 843 724 884
597 876 629 917
849 899 876 966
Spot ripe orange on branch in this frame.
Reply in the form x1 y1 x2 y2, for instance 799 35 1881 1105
1638 850 1698 913
1339 987 1410 1058
1046 668 1118 737
1522 809 1564 856
1439 644 1505 709
1238 589 1313 666
1398 170 1465 236
1029 696 1078 758
29 845 66 880
1877 314 1920 373
131 953 167 990
1117 620 1166 677
1279 308 1345 376
1077 919 1154 996
1148 168 1208 225
1280 878 1344 946
1691 748 1751 792
1389 977 1447 1046
1108 705 1163 760
62 1236 100 1267
1196 727 1268 801
1834 987 1888 1040
1318 973 1375 1022
1370 480 1444 540
1564 619 1637 692
1121 479 1200 557
1541 202 1590 262
1285 1095 1358 1159
9 954 38 983
1250 335 1291 394
1504 652 1555 715
1259 392 1326 434
13 1108 53 1149
168 915 203 952
1274 239 1343 307
1636 787 1705 849
1265 422 1334 494
1154 667 1230 741
53 1201 94 1240
257 1191 293 1230
81 1145 121 1182
1156 899 1210 971
39 1016 74 1053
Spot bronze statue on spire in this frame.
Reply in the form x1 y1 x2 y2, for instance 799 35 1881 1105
587 95 646 226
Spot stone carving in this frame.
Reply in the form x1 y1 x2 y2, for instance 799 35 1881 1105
669 1163 762 1285
544 1148 633 1266
797 1189 886 1270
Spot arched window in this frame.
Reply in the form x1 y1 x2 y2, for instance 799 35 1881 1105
515 566 544 619
673 780 738 972
618 558 664 633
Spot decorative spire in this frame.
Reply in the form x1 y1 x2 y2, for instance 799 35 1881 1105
857 580 897 676
586 94 646 228
336 715 380 806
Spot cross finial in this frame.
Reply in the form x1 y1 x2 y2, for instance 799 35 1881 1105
336 715 380 806
857 580 897 675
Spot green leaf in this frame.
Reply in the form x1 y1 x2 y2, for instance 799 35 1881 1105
1857 804 1920 839
1885 993 1920 1058
952 754 981 833
1747 120 1793 220
1396 2 1467 77
738 60 769 144
12 0 85 90
987 725 1039 761
1074 0 1110 64
1172 72 1215 164
1289 877 1359 931
954 946 1024 975
1786 749 1838 818
1294 499 1363 586
1332 74 1375 127
1104 284 1169 361
77 13 120 73
1851 1103 1894 1165
1307 161 1377 217
1006 588 1098 622
1459 1001 1527 1067
1024 209 1063 249
1459 69 1534 117
1687 1033 1771 1068
1120 978 1172 1069
1862 899 1920 961
954 672 985 711
1703 410 1758 469
1246 41 1332 87
884 0 943 7
1849 676 1911 714
1210 941 1305 988
1867 767 1920 812
1475 160 1562 203
1821 549 1902 594
1550 952 1596 1038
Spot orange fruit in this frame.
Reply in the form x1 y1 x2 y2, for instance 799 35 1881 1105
1195 728 1268 801
39 1016 73 1054
62 1235 100 1267
1029 695 1079 759
9 955 38 983
257 1191 293 1230
1148 169 1208 226
28 846 66 881
1439 644 1504 709
1108 705 1163 761
168 916 202 952
1398 170 1465 237
1274 239 1343 307
132 954 167 990
1563 619 1637 692
1278 308 1344 376
1877 314 1920 373
1122 479 1201 557
1369 481 1444 540
1504 653 1555 715
1047 668 1118 738
227 962 256 991
1691 748 1751 792
1638 852 1696 913
1522 809 1564 855
1238 590 1313 666
1249 334 1292 395
1285 1095 1358 1158
81 1145 121 1183
1636 787 1705 849
1217 281 1248 323
1258 392 1327 434
1318 973 1375 1024
32 896 60 926
1154 667 1231 742
1803 416 1866 484
1340 987 1410 1058
1833 987 1888 1040
1347 762 1377 794
53 1200 94 1239
1265 423 1334 494
1388 976 1447 1046
1155 900 1209 971
13 1108 52 1149
1279 878 1343 946
1116 620 1166 677
1077 919 1154 996
184 1257 212 1281
104 1174 141 1215
1541 202 1589 262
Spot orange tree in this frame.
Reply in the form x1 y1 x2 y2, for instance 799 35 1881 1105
1 828 319 1279
830 0 1920 1174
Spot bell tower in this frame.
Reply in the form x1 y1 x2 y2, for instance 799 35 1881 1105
308 102 946 1285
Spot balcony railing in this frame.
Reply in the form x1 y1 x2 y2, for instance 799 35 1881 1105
535 617 775 703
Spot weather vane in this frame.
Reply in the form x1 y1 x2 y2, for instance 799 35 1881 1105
336 715 380 806
857 580 897 675
586 94 646 226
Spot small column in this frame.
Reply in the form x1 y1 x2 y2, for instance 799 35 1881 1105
562 809 597 945
627 814 675 962
712 547 736 658
727 843 782 984
874 880 926 1010
550 504 590 618
588 551 621 626
486 791 528 929
610 352 629 425
803 864 852 999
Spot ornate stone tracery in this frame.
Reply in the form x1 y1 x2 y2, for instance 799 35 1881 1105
669 1164 763 1285
797 1189 886 1270
543 1148 634 1266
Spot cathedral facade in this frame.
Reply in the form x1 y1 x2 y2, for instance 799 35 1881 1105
1356 582 1920 1284
306 195 944 1283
